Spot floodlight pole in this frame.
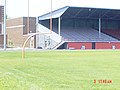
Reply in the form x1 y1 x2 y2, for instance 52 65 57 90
27 0 29 33
4 0 6 50
22 0 53 59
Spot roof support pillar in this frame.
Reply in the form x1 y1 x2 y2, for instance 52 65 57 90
58 17 61 35
99 18 101 38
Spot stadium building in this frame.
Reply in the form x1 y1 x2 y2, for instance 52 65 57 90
0 6 4 48
6 17 36 48
37 6 120 49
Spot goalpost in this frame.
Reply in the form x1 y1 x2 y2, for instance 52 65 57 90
22 0 53 59
22 32 52 59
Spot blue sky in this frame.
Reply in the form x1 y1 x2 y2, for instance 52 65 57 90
0 0 120 18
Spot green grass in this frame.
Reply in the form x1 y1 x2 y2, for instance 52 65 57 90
0 50 120 90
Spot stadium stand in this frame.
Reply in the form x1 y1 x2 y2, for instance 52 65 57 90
60 28 118 42
102 29 120 40
37 6 120 49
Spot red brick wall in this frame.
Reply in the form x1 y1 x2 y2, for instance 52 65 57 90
68 42 92 49
96 42 120 49
111 42 120 49
68 42 120 49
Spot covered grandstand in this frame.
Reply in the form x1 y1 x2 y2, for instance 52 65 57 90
37 6 120 49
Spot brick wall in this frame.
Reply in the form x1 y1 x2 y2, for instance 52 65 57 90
0 35 4 47
96 42 120 49
68 42 92 49
0 24 2 34
23 17 36 34
7 17 23 27
0 34 7 47
0 6 4 22
6 17 36 48
68 42 120 49
0 6 4 34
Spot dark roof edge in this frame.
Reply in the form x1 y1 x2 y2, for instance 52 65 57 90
38 6 120 19
68 6 120 11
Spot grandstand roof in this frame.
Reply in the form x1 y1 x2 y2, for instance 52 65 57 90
38 6 120 20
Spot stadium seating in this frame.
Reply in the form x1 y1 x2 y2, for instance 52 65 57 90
102 29 120 40
59 28 118 42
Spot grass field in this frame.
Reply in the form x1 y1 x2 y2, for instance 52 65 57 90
0 50 120 90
